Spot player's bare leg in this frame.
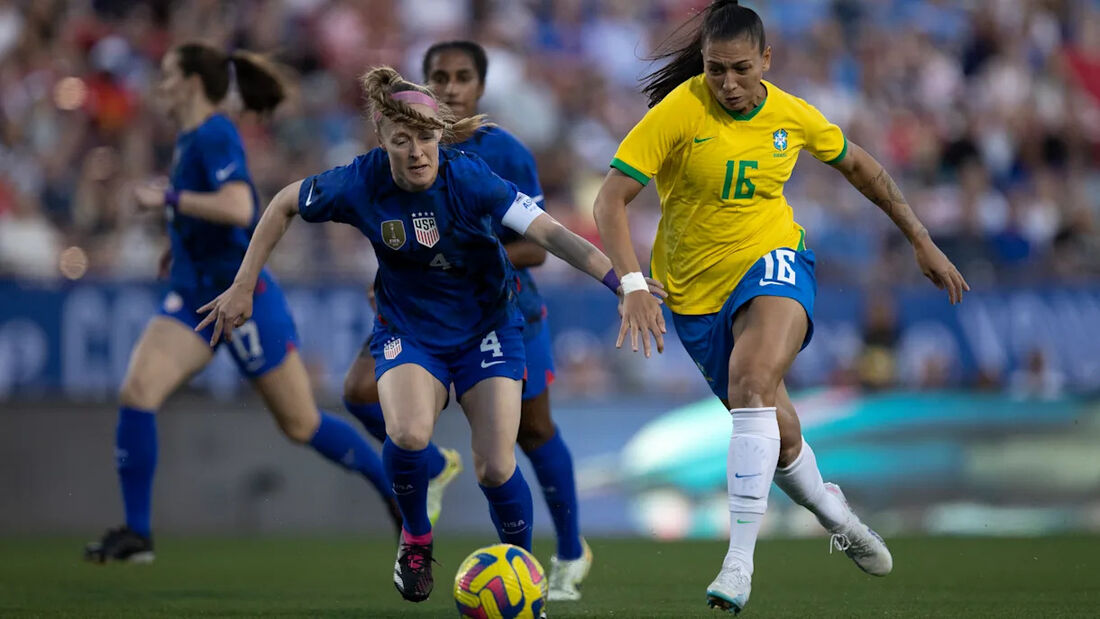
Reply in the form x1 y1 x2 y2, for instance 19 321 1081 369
518 390 591 601
343 344 461 526
86 317 213 564
707 296 805 613
461 377 535 551
773 383 892 576
378 364 448 602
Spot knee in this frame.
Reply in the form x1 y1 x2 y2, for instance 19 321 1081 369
119 374 162 411
342 369 378 406
517 416 556 453
277 410 320 444
727 368 781 409
473 452 516 487
386 425 431 451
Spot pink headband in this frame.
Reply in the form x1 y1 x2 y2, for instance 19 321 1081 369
374 90 439 122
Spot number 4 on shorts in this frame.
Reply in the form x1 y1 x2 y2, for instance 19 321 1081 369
480 330 503 357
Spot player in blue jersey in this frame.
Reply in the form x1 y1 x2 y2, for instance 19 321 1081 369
84 43 399 564
338 40 593 601
197 65 663 603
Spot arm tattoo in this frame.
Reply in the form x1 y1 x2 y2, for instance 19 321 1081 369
848 165 927 242
543 223 603 279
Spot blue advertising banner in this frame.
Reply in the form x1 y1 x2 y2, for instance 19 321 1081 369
2 279 1099 398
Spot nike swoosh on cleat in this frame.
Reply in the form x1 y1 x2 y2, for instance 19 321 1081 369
481 360 505 368
736 519 755 524
693 136 716 143
734 472 761 478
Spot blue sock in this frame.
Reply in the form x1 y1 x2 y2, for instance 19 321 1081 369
525 428 583 559
383 439 431 536
309 412 392 499
480 467 534 551
343 399 448 479
116 406 157 538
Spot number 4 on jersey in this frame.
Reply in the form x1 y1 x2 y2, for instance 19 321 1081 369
430 253 452 270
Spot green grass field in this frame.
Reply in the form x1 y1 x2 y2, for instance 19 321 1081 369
0 535 1096 617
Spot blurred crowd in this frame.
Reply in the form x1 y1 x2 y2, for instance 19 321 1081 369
3 0 1100 287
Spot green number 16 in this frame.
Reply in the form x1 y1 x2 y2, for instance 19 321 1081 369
722 160 758 200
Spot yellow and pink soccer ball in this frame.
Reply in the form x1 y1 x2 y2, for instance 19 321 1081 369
453 543 546 618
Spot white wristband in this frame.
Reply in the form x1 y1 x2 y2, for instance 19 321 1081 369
620 272 647 294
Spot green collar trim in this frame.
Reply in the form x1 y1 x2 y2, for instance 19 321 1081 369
723 93 767 121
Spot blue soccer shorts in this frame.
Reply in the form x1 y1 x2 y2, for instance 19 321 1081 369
370 321 526 400
160 271 299 378
672 247 817 401
521 319 555 401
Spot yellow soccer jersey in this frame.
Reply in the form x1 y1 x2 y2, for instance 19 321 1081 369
611 76 847 315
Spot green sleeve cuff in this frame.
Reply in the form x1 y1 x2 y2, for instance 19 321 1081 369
825 136 849 166
610 158 650 186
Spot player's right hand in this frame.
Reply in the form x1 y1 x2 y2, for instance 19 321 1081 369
617 288 666 358
195 282 254 346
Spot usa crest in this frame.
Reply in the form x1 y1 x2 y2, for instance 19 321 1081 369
412 212 440 248
381 220 406 250
773 128 788 152
384 338 402 360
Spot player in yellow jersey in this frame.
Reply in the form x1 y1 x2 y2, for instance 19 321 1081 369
593 1 968 614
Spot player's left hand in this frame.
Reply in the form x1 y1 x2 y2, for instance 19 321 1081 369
913 235 969 304
134 180 169 211
195 282 254 346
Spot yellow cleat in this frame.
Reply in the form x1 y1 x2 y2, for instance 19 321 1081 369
427 447 462 526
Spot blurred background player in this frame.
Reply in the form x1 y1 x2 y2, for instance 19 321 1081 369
196 66 655 603
84 43 399 564
339 40 593 602
593 0 968 613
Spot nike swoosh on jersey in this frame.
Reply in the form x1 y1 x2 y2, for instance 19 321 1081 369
693 136 716 143
215 162 238 182
305 179 317 207
481 360 505 368
758 280 784 286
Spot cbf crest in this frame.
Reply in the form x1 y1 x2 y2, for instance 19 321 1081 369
381 220 406 250
773 128 789 152
412 212 440 248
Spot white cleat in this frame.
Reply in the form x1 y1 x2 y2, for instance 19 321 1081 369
825 482 893 576
547 538 593 601
705 561 751 614
426 447 462 527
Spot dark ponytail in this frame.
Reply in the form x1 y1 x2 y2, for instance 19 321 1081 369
639 0 766 108
174 43 289 115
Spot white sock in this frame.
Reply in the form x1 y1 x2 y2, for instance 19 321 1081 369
724 407 780 575
773 438 850 531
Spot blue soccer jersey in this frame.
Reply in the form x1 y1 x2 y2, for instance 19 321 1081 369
167 113 262 302
297 147 542 355
453 127 547 327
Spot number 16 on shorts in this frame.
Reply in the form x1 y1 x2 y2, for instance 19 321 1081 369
760 249 797 286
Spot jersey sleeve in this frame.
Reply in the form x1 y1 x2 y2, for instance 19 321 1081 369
797 98 848 165
200 126 250 189
297 163 359 225
457 153 520 222
499 142 544 207
610 85 698 186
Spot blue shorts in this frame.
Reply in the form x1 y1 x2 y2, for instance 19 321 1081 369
160 271 299 378
521 319 555 401
672 248 816 401
370 321 526 400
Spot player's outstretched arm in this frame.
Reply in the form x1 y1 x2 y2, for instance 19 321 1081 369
592 169 667 357
832 142 970 304
195 180 304 344
134 180 253 228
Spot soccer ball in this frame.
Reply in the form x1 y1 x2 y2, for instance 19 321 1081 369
454 543 547 618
